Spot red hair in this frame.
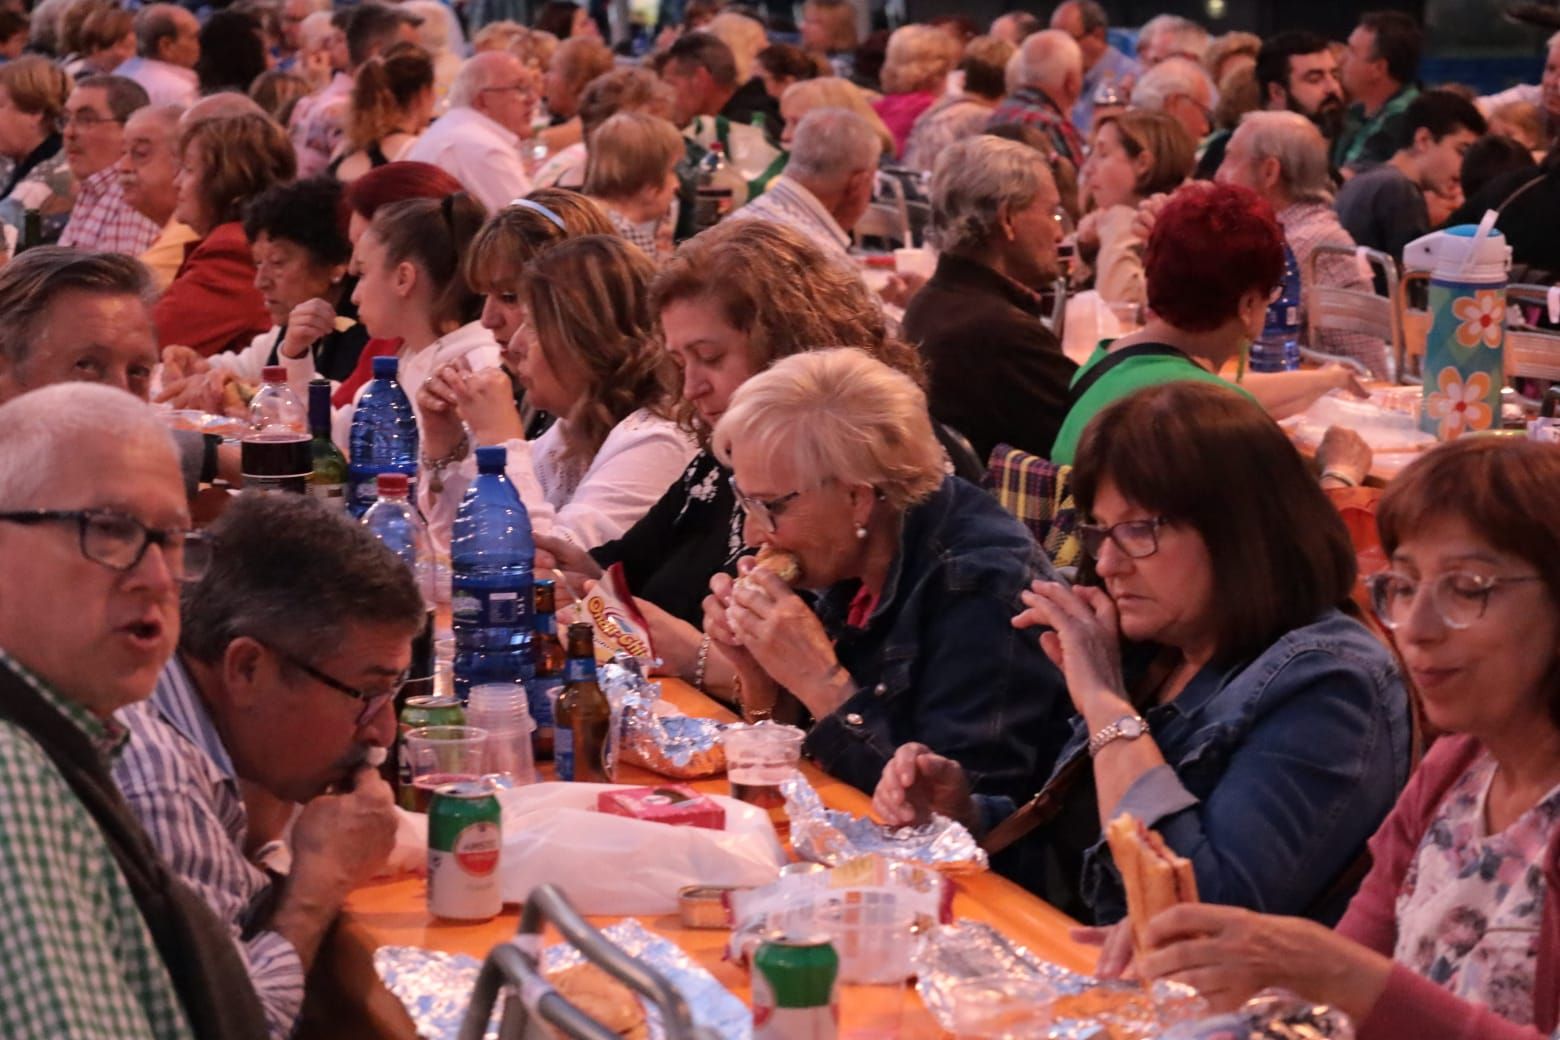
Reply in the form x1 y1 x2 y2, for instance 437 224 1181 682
1144 181 1284 333
342 161 465 221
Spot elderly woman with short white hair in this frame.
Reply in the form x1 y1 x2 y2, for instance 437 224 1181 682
871 24 962 158
701 348 1073 798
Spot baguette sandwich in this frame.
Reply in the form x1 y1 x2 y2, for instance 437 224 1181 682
1105 813 1198 956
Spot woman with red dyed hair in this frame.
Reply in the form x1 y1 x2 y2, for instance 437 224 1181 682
1051 181 1362 464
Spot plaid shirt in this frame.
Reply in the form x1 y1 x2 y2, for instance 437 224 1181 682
989 87 1085 167
1333 84 1420 173
59 166 162 255
0 648 194 1040
1280 200 1392 379
115 658 304 1040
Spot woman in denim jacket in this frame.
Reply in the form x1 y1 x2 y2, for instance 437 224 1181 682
702 348 1076 803
875 381 1414 927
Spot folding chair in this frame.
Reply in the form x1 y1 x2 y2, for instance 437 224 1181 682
1303 244 1401 379
1040 275 1068 341
459 884 716 1040
852 171 912 250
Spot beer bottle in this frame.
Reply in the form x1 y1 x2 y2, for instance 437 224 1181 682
554 622 610 782
526 579 566 758
18 208 41 254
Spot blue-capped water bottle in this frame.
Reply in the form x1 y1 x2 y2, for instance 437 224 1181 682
348 356 419 517
450 445 535 702
1250 242 1302 372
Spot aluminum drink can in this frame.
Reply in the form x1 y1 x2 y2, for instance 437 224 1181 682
427 781 502 921
397 696 465 810
752 933 839 1039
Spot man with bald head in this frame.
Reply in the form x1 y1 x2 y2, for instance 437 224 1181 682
116 3 200 107
1050 0 1139 134
989 27 1086 166
405 50 536 211
0 384 265 1040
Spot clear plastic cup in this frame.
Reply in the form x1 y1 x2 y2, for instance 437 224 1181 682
402 725 488 811
720 722 805 829
466 682 536 786
894 246 936 280
768 891 915 984
948 977 1056 1038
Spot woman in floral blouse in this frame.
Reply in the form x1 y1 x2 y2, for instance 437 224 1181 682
1132 436 1560 1040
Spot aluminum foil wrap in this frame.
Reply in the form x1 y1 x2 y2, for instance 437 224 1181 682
600 658 728 779
913 919 1205 1039
1159 990 1355 1040
782 772 988 873
373 919 750 1040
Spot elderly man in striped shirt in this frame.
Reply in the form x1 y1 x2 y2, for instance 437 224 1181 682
114 491 423 1039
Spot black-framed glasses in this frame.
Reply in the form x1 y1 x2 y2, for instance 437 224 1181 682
267 643 406 726
1366 570 1543 631
0 509 209 581
1078 517 1169 560
731 480 803 533
62 109 124 130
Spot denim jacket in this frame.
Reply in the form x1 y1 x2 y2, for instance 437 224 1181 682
802 476 1075 801
979 608 1413 924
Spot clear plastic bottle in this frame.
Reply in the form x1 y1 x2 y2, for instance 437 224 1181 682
348 356 420 517
1250 243 1302 372
242 366 311 494
450 445 535 702
694 142 735 232
362 472 438 705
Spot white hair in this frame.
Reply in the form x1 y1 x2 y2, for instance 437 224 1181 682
0 385 176 507
1138 14 1207 64
298 10 335 51
401 0 466 56
449 50 519 109
706 12 767 84
1233 110 1333 205
1131 56 1213 111
927 134 1055 253
1013 28 1082 96
786 108 882 185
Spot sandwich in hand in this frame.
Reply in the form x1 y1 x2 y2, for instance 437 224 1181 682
1105 813 1198 956
739 545 802 588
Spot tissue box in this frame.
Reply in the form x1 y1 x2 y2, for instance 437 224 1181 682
597 785 726 830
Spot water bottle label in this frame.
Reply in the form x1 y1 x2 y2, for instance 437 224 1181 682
451 581 534 628
555 726 574 781
564 657 596 683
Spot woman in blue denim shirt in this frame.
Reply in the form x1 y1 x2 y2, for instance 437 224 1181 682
875 381 1414 931
701 348 1076 803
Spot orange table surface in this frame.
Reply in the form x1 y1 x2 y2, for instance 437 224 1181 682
338 678 1094 1038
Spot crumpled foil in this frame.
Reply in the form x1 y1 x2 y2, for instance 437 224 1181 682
599 658 728 779
782 772 988 873
375 919 749 1040
915 920 1205 1037
1158 989 1355 1040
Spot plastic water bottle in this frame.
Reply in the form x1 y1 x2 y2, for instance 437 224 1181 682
450 445 535 702
348 356 419 517
465 683 536 784
694 142 735 232
362 472 438 701
1250 243 1302 372
242 366 311 494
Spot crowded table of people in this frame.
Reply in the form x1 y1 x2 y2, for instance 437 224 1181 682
0 0 1558 1035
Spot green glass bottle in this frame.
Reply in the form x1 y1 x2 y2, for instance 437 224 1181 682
307 378 348 508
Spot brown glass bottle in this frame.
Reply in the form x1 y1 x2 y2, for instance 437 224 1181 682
528 578 565 758
554 622 610 781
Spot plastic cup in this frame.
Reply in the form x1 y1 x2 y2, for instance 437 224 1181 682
466 683 537 785
720 722 805 830
402 725 488 811
817 891 915 985
894 246 936 280
948 977 1056 1038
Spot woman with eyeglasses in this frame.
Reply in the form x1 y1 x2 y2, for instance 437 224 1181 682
874 380 1413 932
700 348 1076 803
1127 436 1560 1040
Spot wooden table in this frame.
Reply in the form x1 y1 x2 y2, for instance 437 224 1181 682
336 680 1094 1038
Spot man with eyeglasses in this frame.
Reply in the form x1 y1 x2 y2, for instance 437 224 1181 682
0 383 266 1040
59 75 163 256
113 490 422 1040
405 50 537 212
1129 56 1215 147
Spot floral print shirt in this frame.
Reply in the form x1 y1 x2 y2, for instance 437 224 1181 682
1395 751 1560 1026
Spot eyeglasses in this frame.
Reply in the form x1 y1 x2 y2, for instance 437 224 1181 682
0 509 209 581
731 480 804 534
1169 92 1214 128
267 643 406 726
63 109 123 130
1366 570 1543 631
481 83 535 100
1078 517 1169 560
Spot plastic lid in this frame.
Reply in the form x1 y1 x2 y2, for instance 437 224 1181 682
376 472 410 496
261 365 287 383
467 682 532 720
371 356 399 378
475 445 507 473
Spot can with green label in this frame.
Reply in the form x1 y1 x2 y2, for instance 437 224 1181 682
752 932 839 1039
397 696 465 810
427 781 502 921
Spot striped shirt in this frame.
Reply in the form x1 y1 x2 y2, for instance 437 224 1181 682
114 657 304 1040
0 647 194 1040
729 174 851 261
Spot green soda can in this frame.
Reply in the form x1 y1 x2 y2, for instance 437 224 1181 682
427 781 502 921
397 696 465 810
752 933 839 1039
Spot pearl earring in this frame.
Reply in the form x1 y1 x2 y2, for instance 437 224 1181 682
855 524 868 540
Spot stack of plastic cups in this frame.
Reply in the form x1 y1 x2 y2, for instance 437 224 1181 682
466 683 537 785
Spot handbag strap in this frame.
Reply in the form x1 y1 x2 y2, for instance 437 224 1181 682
1067 342 1190 408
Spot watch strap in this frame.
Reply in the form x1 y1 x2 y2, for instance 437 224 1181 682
1088 714 1147 757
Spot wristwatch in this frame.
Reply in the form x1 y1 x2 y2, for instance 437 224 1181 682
1087 714 1148 757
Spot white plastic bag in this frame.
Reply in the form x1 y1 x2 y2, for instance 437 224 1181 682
496 782 786 915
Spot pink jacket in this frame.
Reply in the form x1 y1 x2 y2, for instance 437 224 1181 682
1338 734 1560 1040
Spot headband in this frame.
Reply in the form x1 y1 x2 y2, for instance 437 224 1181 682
508 197 566 231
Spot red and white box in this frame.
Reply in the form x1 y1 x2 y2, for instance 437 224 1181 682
596 785 726 830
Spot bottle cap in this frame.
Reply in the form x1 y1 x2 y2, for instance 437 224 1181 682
371 356 399 378
376 472 410 496
261 366 287 383
475 445 507 473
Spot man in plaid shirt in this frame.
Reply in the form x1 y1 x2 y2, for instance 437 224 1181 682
58 75 162 256
988 29 1086 167
0 384 265 1040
